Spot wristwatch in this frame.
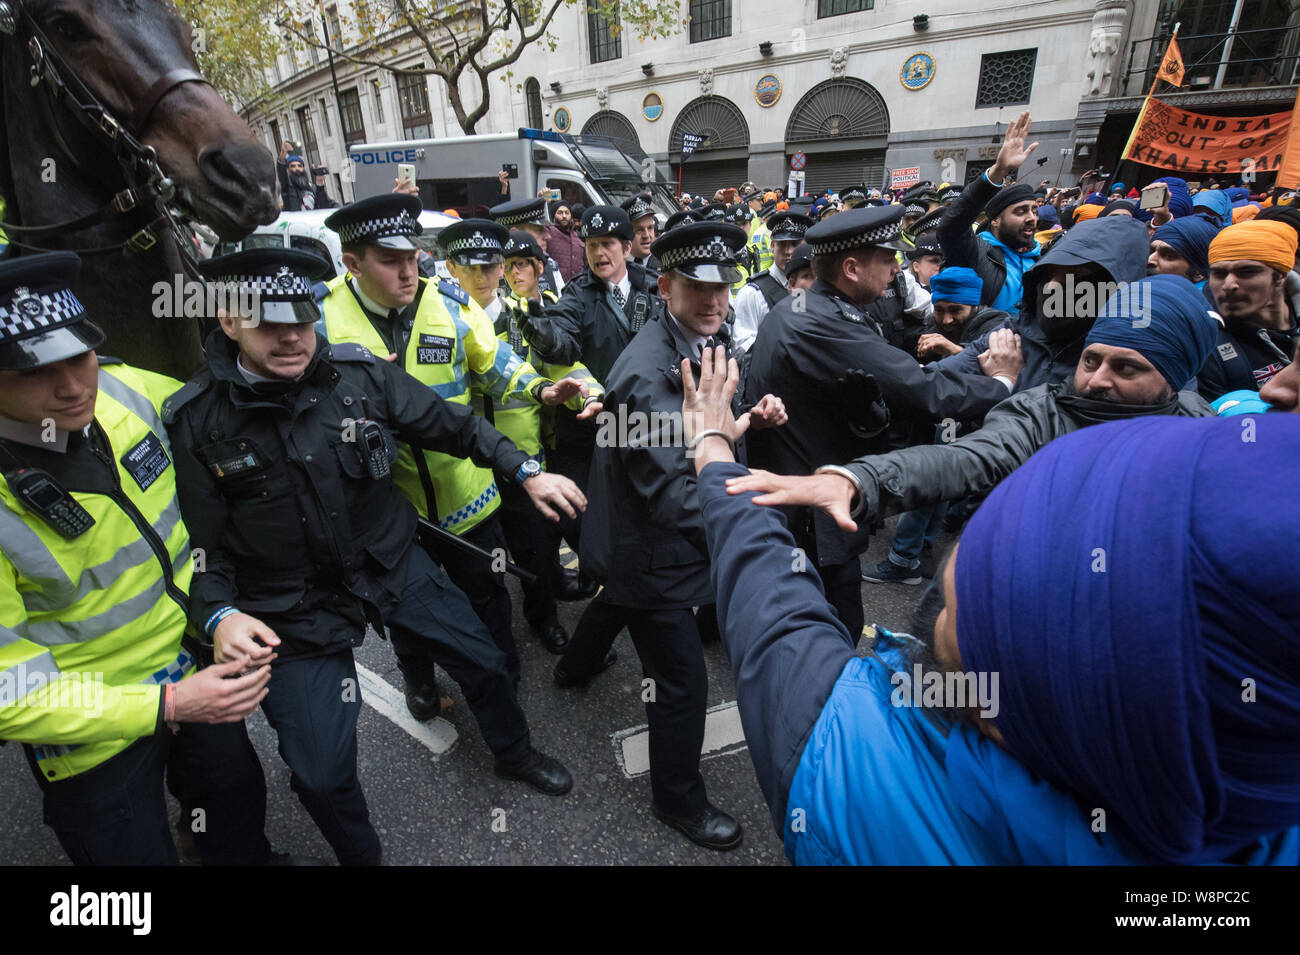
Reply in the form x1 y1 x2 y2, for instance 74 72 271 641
515 458 542 483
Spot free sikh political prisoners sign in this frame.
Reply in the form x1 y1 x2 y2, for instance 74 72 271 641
1122 97 1292 177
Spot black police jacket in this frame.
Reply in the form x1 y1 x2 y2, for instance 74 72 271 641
579 313 743 608
744 279 1009 566
163 330 529 658
524 261 666 460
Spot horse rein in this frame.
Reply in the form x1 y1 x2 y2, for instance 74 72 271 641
0 0 209 272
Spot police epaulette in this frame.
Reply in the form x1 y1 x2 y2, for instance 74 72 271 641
96 355 124 366
313 280 331 303
437 278 469 306
328 342 375 363
161 371 213 424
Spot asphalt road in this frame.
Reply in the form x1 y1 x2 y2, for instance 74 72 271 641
1 515 943 866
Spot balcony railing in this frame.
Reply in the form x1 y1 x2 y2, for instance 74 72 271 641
1122 23 1300 97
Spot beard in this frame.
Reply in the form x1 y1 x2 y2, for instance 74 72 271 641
1062 376 1174 407
289 171 312 192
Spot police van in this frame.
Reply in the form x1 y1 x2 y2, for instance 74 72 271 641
212 209 458 280
347 128 679 225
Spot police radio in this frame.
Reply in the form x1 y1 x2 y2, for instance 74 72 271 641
357 397 391 480
5 467 95 539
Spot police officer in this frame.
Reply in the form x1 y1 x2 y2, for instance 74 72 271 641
164 249 580 865
318 195 586 711
745 205 1022 639
733 211 813 352
578 222 787 849
725 203 760 295
520 206 667 685
621 193 662 273
839 186 868 211
446 221 601 651
489 197 565 296
0 252 276 865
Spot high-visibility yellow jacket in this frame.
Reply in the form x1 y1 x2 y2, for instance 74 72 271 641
479 289 604 462
0 362 195 781
749 221 774 271
320 274 547 534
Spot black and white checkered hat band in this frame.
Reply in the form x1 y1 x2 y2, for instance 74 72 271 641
905 203 927 217
336 212 418 245
443 232 504 254
659 237 738 271
497 210 544 226
627 200 653 218
843 191 866 202
0 288 85 339
771 223 808 240
224 272 315 301
810 223 903 254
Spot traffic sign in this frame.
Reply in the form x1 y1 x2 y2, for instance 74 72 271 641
790 152 807 171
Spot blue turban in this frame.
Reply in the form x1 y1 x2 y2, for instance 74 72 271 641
1083 273 1217 390
286 154 306 167
1154 176 1194 218
1226 186 1251 205
1110 181 1125 193
1152 216 1221 277
1036 203 1059 228
1193 190 1232 227
929 266 983 305
955 415 1300 863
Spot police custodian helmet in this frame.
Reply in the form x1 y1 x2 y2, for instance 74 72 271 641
0 252 105 371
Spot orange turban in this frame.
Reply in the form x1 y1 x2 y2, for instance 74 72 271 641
1208 219 1298 273
1231 203 1260 223
1072 203 1102 222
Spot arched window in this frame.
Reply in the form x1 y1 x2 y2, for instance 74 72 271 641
669 95 750 154
525 78 543 129
785 77 889 143
581 110 640 152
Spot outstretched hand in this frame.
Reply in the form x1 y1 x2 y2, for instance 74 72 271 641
724 469 860 532
990 111 1039 182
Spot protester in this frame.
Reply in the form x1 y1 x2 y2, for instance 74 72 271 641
1198 219 1299 400
1149 216 1219 287
545 199 586 281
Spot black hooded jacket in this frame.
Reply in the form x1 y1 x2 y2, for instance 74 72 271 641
937 217 1153 392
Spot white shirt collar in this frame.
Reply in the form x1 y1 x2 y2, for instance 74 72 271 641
666 309 709 358
769 264 789 288
481 296 504 321
236 355 286 385
349 276 397 318
608 273 632 302
0 413 72 453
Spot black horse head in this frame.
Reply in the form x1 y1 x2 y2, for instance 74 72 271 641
2 0 278 239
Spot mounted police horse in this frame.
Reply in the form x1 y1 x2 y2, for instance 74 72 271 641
0 0 278 378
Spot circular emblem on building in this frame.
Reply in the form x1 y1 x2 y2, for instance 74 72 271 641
900 52 936 91
641 92 663 122
754 74 782 108
553 107 571 132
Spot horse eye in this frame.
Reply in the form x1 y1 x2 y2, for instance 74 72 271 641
47 12 93 42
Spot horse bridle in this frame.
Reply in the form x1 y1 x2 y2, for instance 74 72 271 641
0 0 210 263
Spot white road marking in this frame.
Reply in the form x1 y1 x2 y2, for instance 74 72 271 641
613 700 748 778
356 663 459 756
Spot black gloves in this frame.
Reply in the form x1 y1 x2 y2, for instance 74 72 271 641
518 298 559 358
837 368 890 439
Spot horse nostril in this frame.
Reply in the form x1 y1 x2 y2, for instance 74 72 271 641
198 143 275 196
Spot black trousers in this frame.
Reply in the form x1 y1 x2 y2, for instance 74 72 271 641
497 479 560 627
29 719 271 866
819 560 865 643
260 651 380 866
386 544 531 763
417 514 519 686
569 594 710 817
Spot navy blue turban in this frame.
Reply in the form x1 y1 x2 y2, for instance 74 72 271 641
1152 216 1221 277
1154 176 1194 218
1084 273 1217 390
1226 186 1251 205
955 415 1300 863
1036 203 1060 228
929 266 983 305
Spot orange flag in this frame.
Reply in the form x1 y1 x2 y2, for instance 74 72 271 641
1276 84 1300 189
1156 33 1186 87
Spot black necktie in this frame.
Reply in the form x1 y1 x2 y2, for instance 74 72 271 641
612 285 626 308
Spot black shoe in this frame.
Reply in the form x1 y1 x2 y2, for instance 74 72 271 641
553 648 617 688
531 616 570 654
403 677 441 722
861 558 923 585
555 565 599 601
651 802 743 851
494 747 573 795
